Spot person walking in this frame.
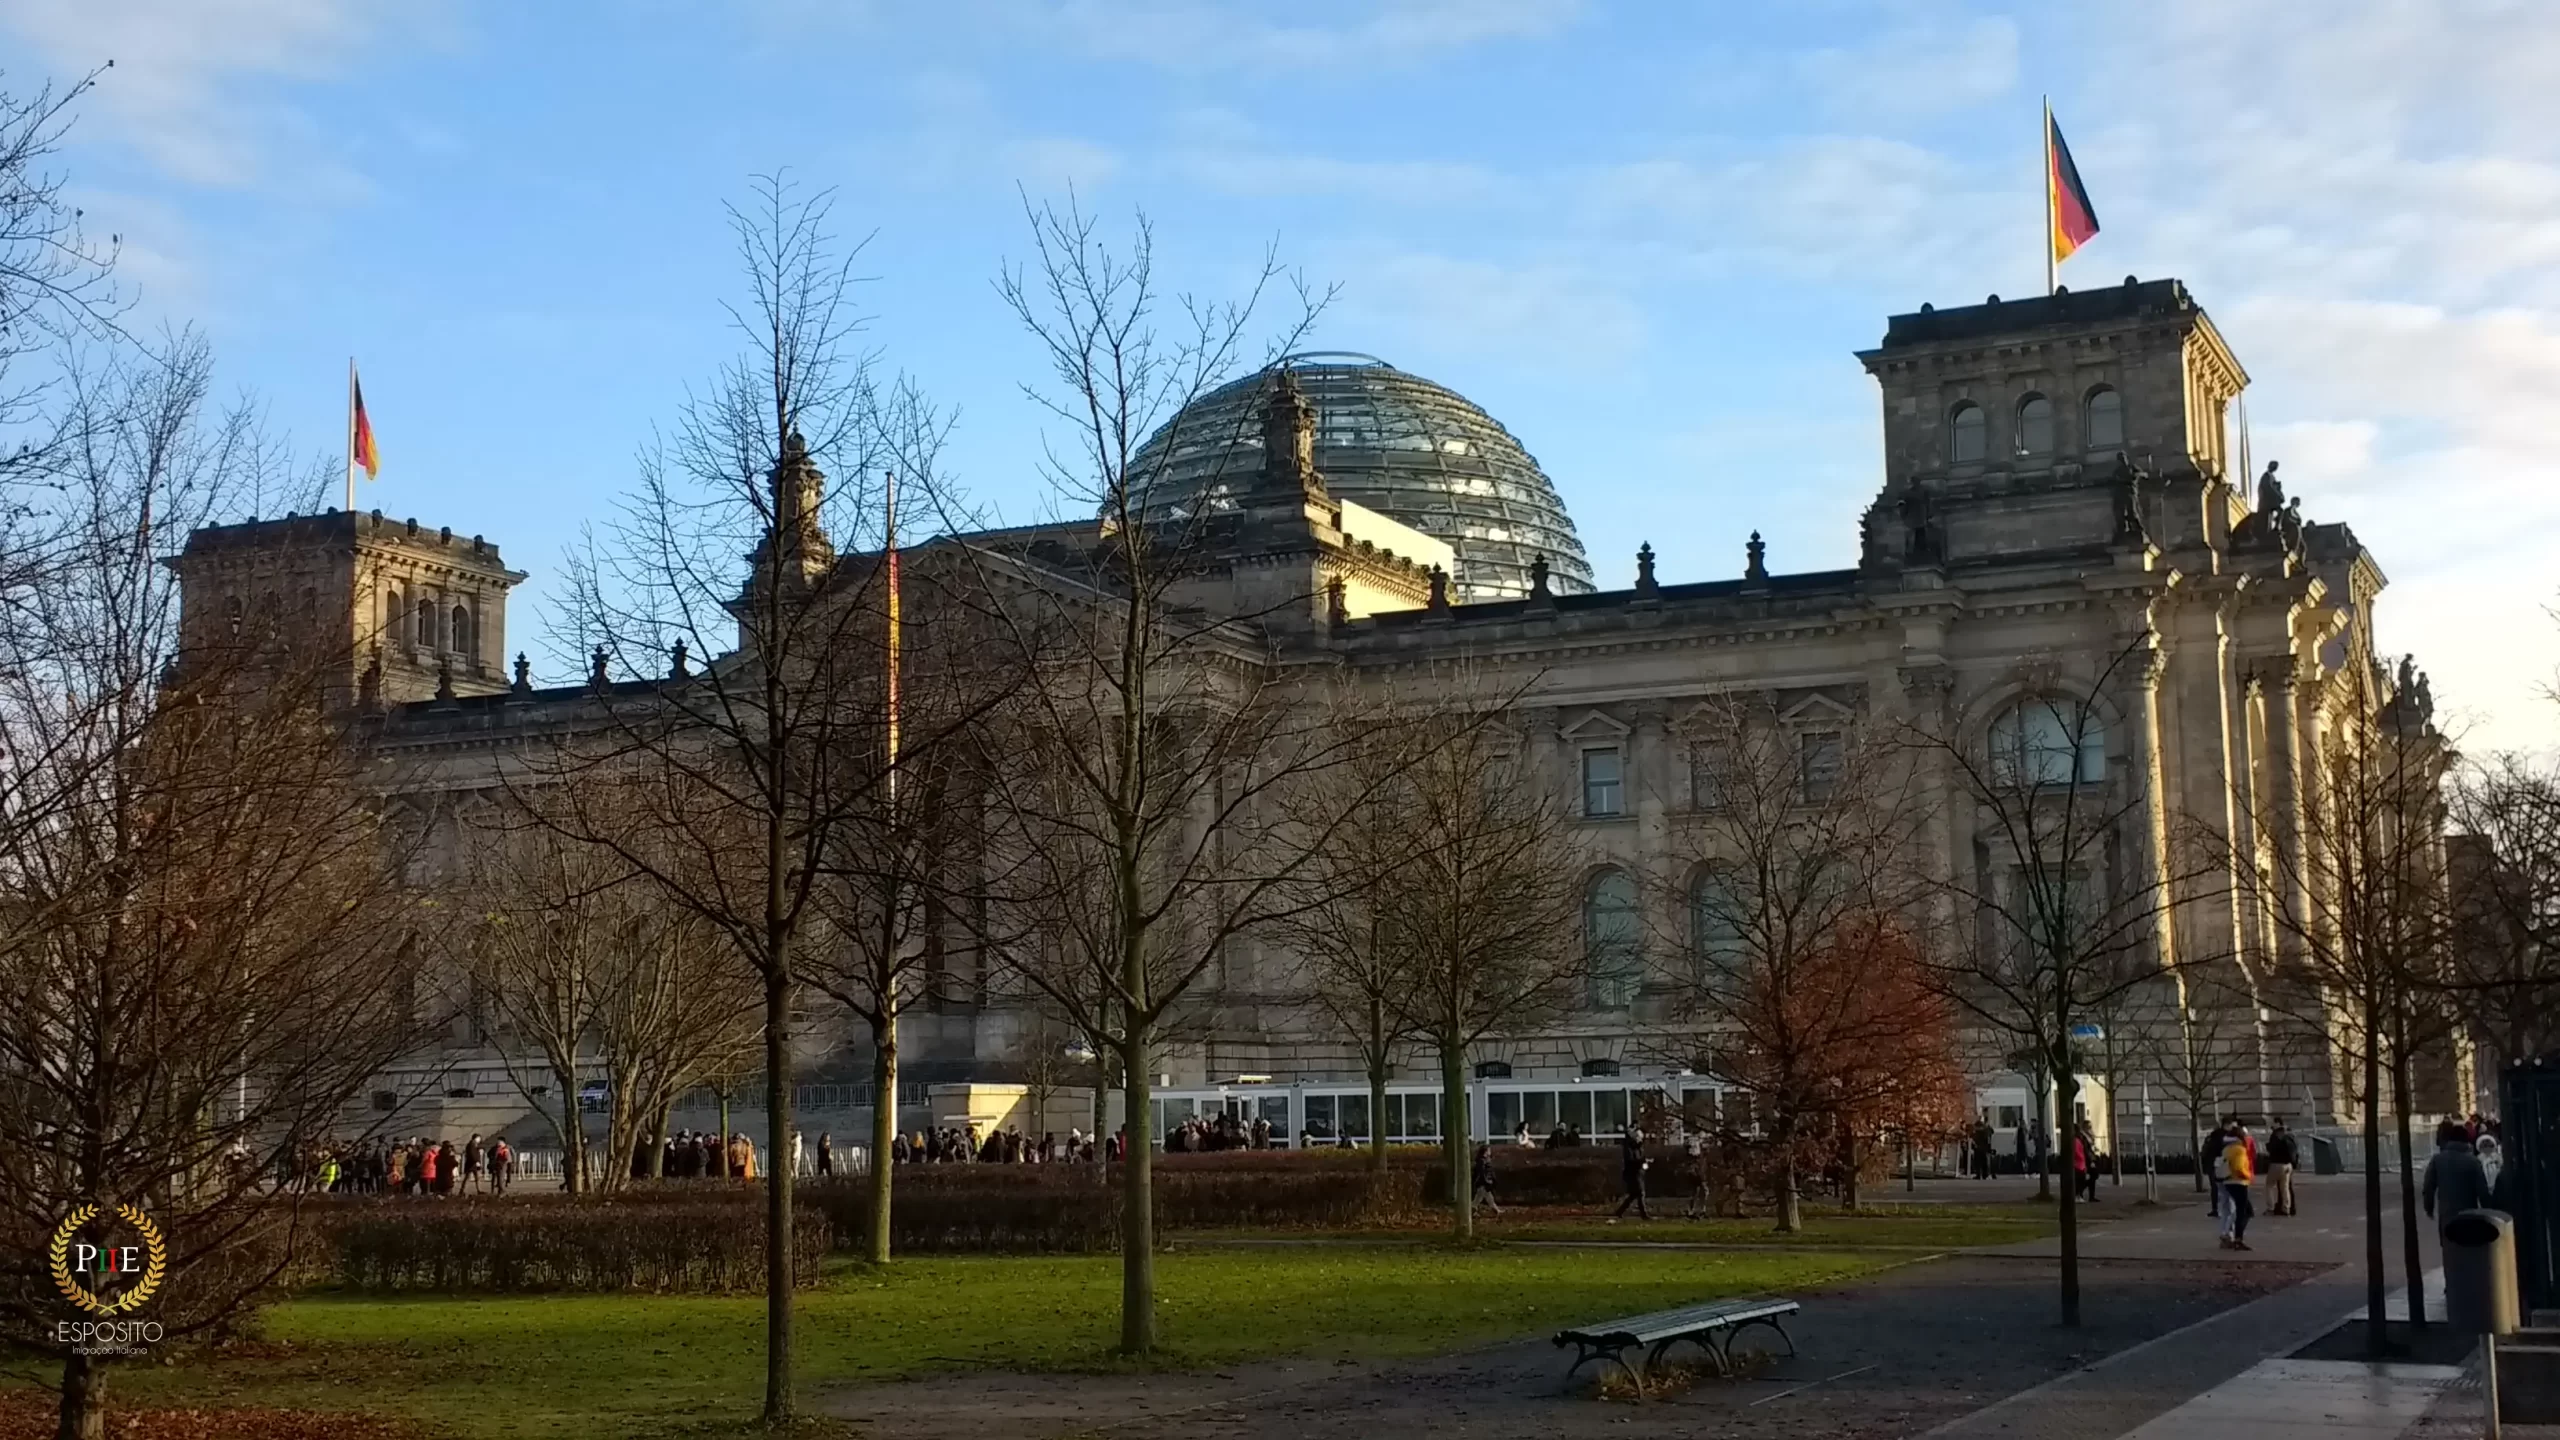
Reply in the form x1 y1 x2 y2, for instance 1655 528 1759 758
2422 1119 2491 1240
1610 1126 1651 1222
2072 1122 2098 1203
816 1132 835 1177
1471 1140 1501 1216
2218 1122 2256 1250
489 1136 513 1195
463 1134 486 1195
2265 1120 2300 1216
1681 1130 1710 1220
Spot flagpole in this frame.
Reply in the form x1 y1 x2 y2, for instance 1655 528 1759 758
345 358 357 513
884 468 901 806
2042 96 2057 297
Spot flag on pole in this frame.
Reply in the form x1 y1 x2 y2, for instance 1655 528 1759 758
2046 110 2101 266
351 365 381 480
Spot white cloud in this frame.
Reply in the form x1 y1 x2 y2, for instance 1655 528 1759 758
1041 0 1581 69
0 0 410 187
2068 0 2560 750
1330 251 1644 375
1797 14 2018 118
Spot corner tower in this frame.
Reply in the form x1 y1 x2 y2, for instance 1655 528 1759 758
172 509 527 706
1856 277 2249 566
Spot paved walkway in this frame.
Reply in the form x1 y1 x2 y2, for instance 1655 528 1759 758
2114 1359 2465 1440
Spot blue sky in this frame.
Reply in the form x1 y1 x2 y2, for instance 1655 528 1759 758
7 0 2557 749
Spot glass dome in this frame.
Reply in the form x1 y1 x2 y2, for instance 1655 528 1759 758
1127 353 1594 602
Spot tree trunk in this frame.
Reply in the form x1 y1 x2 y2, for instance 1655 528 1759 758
1774 1113 1802 1234
869 1013 897 1264
2363 1009 2389 1358
2392 1002 2427 1331
1118 1030 1156 1354
1442 1040 1471 1240
2032 1086 2053 1202
646 1102 670 1179
1367 997 1391 1176
2056 1061 2082 1326
560 1083 586 1195
761 962 796 1422
57 1351 103 1440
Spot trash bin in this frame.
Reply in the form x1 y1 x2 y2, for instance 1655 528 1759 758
2311 1134 2344 1176
2446 1208 2521 1336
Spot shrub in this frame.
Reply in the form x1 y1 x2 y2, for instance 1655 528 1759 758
801 1155 1427 1253
309 1195 828 1293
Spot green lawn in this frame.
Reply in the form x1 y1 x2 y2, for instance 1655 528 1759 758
85 1247 1886 1439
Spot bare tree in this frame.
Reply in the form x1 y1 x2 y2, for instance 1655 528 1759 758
2222 655 2450 1356
1272 699 1424 1174
804 542 1016 1262
2446 754 2560 1070
1911 633 2205 1326
0 340 416 1440
963 197 1430 1352
1653 694 1943 1231
457 807 761 1192
1362 693 1586 1239
538 174 962 1423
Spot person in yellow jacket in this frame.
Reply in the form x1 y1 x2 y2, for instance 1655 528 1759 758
2219 1124 2257 1251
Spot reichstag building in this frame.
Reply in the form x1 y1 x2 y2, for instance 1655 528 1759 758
173 277 2430 1152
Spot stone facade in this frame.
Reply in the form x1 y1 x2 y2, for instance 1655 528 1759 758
179 276 2449 1141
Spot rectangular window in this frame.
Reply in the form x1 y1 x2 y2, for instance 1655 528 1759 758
1799 731 1843 801
1688 743 1725 809
1338 1093 1370 1143
1304 1094 1336 1140
1594 1088 1631 1134
1997 1105 2026 1131
1581 746 1624 817
1523 1090 1558 1131
1559 1090 1594 1135
1394 1093 1438 1139
1681 1087 1719 1131
1489 1091 1522 1138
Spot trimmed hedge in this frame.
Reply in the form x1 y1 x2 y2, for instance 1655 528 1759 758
803 1154 1427 1253
310 1195 829 1293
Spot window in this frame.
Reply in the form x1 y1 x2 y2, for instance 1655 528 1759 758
1303 1093 1337 1139
416 597 438 650
2017 394 2054 457
1581 746 1624 818
1585 870 1642 1007
1687 742 1726 810
1989 699 2107 786
1489 1090 1522 1137
452 602 473 658
1581 1057 1623 1078
2085 387 2125 450
1949 402 1987 463
369 1090 397 1112
1690 869 1746 990
1997 1104 2026 1131
1558 1089 1594 1134
1798 730 1844 801
1593 1088 1631 1133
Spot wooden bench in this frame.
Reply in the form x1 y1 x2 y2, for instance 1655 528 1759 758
1552 1297 1799 1394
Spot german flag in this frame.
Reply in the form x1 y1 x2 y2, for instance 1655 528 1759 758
2047 110 2101 265
351 364 380 480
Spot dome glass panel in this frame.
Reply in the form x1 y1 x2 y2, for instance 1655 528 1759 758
1127 353 1594 601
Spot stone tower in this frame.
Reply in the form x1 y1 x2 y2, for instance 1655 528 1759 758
1856 276 2250 568
170 509 527 706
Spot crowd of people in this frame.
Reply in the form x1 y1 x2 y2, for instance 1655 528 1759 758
889 1124 1116 1165
643 1130 764 1179
311 1134 515 1195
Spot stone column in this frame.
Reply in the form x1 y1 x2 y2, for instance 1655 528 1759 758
2118 636 2175 971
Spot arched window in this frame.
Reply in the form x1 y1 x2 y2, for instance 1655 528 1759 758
452 602 473 659
1584 870 1642 1009
1690 869 1745 994
1989 698 2107 786
384 585 404 646
1949 402 1987 464
2085 387 2124 450
2017 394 2054 457
416 597 438 651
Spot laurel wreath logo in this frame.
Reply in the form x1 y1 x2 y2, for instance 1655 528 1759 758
49 1203 167 1317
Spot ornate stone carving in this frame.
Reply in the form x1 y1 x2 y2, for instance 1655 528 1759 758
1744 531 1768 582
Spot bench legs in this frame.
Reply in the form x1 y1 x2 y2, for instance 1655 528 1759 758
1559 1339 1648 1397
1562 1317 1796 1398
